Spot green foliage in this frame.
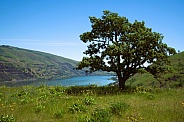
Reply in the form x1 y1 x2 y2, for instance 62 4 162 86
91 108 112 122
77 10 176 89
77 115 92 122
0 114 16 122
83 96 95 105
109 102 130 116
34 103 45 113
0 93 3 102
126 114 144 122
0 93 3 98
68 103 87 114
53 109 65 118
135 87 156 100
146 94 155 100
65 85 122 95
125 51 184 88
0 85 183 121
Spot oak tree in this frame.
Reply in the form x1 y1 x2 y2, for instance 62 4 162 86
77 10 176 89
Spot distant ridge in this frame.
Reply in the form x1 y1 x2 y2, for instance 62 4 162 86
0 45 87 82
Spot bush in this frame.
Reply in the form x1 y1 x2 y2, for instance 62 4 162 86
91 108 112 122
53 109 64 118
146 94 155 100
68 103 87 113
0 92 3 97
77 115 92 122
83 96 95 105
65 85 123 95
34 104 45 113
0 114 16 122
109 102 130 116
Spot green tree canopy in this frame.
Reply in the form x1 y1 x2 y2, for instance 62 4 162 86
77 10 176 89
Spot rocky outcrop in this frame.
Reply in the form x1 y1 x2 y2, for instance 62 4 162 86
0 62 33 82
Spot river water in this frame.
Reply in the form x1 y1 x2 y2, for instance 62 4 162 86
2 75 114 87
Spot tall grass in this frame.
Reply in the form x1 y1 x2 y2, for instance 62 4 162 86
0 85 183 122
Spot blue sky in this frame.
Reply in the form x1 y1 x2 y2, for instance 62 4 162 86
0 0 184 61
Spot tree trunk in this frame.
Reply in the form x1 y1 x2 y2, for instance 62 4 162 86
117 71 126 90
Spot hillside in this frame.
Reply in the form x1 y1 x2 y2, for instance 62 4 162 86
0 45 86 82
125 51 184 88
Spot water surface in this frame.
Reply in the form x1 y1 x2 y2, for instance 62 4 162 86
2 75 114 87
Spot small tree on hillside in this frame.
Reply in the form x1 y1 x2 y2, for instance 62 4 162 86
76 10 176 89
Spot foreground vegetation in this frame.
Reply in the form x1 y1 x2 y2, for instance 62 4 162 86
0 85 183 122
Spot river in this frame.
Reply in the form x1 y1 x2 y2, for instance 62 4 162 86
1 75 114 87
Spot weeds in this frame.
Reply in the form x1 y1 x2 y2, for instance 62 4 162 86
83 96 95 105
68 103 87 113
0 92 3 98
9 103 16 111
146 94 155 100
181 101 184 108
91 108 112 122
126 115 144 122
53 109 65 118
0 114 16 122
0 85 183 121
65 85 122 95
34 103 45 113
109 102 130 116
77 115 91 122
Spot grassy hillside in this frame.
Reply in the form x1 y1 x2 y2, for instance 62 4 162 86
125 51 184 88
0 45 85 82
0 85 183 122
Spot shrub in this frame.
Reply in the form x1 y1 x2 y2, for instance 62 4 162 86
53 109 64 118
109 102 130 116
83 96 95 105
126 114 144 122
20 97 30 104
38 93 48 101
49 86 65 94
77 115 92 122
68 103 87 113
146 94 155 100
0 114 16 122
65 85 123 95
91 108 112 122
34 104 45 113
0 92 3 97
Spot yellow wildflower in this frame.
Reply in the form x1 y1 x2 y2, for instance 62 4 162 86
140 116 143 120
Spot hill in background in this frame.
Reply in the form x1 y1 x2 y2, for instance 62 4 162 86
0 45 107 83
125 51 184 88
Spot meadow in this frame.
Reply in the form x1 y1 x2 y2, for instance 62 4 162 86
0 85 183 122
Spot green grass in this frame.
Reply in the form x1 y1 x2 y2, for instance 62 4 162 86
124 51 184 88
0 85 183 122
